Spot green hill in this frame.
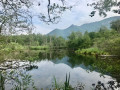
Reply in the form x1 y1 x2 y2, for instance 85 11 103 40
47 16 120 38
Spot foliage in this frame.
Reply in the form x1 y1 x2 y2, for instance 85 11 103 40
0 34 67 58
89 0 119 17
111 20 120 32
98 37 120 55
0 42 25 53
0 0 73 35
72 25 120 56
0 70 37 90
5 34 66 48
67 31 91 50
0 0 33 35
75 47 107 55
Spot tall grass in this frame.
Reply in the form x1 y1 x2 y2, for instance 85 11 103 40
64 73 70 90
53 73 73 90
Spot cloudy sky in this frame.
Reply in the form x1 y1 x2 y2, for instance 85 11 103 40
31 0 119 34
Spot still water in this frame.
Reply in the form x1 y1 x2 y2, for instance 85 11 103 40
0 50 119 90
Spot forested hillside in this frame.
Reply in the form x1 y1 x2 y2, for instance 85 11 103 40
48 16 120 38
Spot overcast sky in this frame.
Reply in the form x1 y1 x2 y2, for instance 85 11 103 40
31 0 119 34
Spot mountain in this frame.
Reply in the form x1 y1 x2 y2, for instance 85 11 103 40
47 16 120 38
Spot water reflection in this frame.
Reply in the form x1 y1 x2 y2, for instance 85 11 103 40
29 60 114 89
0 50 120 89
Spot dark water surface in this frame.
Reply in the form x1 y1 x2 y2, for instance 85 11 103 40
0 50 119 90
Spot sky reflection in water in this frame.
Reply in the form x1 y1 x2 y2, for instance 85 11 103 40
28 56 115 90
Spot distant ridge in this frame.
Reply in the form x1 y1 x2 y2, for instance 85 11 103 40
47 16 120 38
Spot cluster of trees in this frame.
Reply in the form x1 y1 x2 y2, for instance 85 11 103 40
67 20 120 55
0 19 120 55
67 31 91 50
67 27 113 49
0 34 66 48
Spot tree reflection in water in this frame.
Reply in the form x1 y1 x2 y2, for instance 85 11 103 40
0 50 120 89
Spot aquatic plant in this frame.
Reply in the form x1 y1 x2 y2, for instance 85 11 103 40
53 73 77 90
64 73 71 90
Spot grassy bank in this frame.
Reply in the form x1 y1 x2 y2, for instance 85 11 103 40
75 47 108 56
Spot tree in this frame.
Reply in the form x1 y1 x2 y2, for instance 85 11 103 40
67 32 83 49
0 0 119 35
0 0 33 35
89 32 96 39
82 31 91 48
111 20 120 32
67 32 77 49
89 0 120 17
0 0 72 34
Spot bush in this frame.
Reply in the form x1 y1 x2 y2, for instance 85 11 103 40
0 42 25 52
75 47 107 55
7 42 25 50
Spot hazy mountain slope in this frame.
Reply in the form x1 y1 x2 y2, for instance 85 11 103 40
47 16 120 38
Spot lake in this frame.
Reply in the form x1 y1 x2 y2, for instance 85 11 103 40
0 50 119 90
